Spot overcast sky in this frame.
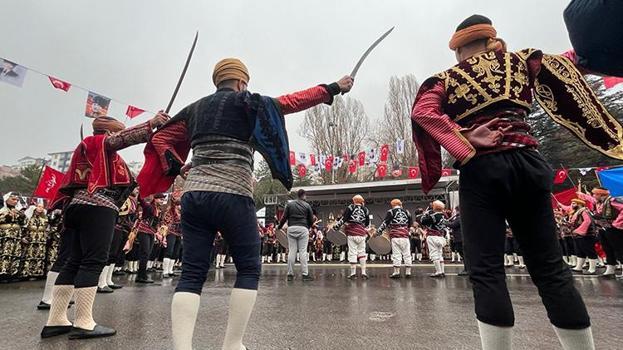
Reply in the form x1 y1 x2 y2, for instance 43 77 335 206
0 0 573 165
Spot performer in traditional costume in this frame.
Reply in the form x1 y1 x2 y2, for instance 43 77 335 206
45 209 63 273
21 203 49 279
409 14 623 349
420 201 448 278
163 201 182 278
334 195 370 280
137 57 352 350
111 193 137 277
41 112 169 339
446 207 467 276
0 192 26 281
377 199 413 278
503 227 525 269
134 194 166 284
578 187 623 279
565 199 598 275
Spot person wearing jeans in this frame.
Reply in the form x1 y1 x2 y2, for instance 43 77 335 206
278 189 314 281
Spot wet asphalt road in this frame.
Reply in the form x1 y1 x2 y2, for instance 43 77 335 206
0 263 621 350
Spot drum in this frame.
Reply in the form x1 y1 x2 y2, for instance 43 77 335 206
276 229 288 249
327 228 347 246
368 233 391 255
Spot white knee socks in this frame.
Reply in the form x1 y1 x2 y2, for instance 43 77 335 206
433 260 442 274
359 257 367 275
478 321 512 350
222 288 257 350
172 292 201 350
46 285 74 326
106 263 115 285
587 259 597 274
41 271 59 304
350 264 357 276
553 326 595 350
98 266 109 288
74 287 98 330
603 265 615 276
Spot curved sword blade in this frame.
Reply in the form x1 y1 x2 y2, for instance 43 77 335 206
165 31 199 113
350 26 394 78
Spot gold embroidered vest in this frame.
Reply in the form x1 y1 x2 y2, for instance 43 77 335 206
435 50 534 122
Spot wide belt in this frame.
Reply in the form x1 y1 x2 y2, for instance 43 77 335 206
192 157 252 167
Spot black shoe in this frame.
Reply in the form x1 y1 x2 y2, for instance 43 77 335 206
97 286 114 293
599 274 615 279
302 274 314 281
109 284 123 289
68 325 116 340
37 301 51 310
583 271 597 276
390 273 401 279
41 325 72 338
113 270 126 276
347 274 357 280
404 274 412 279
169 272 178 277
361 274 369 280
135 277 154 284
286 275 294 281
458 270 469 276
163 273 171 278
429 273 444 278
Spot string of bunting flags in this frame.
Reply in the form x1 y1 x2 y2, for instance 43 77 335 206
0 56 154 120
288 141 454 179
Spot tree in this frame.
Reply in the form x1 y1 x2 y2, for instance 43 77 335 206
299 96 370 184
252 160 287 209
526 75 623 189
0 164 44 195
374 75 420 173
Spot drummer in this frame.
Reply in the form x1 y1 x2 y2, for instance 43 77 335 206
333 195 371 280
377 199 414 278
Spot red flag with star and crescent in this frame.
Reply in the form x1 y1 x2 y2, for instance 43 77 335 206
348 160 357 174
553 168 568 184
380 144 389 162
33 166 65 200
376 163 388 178
408 167 419 179
289 151 296 166
297 164 307 178
358 151 366 166
309 154 316 166
324 155 333 172
441 168 453 177
48 76 71 92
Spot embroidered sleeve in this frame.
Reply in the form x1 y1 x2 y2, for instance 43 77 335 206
105 121 153 151
275 83 340 115
411 81 476 165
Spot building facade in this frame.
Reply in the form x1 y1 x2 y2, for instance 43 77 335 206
47 151 73 173
15 156 45 169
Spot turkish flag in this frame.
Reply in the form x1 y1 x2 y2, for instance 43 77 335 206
376 163 388 178
603 77 623 89
324 155 333 172
408 167 419 179
551 187 577 209
126 105 145 119
441 168 452 177
553 168 568 184
33 166 65 200
289 151 296 166
297 164 307 178
348 160 357 174
358 151 366 166
48 76 71 92
380 144 389 162
309 154 316 166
